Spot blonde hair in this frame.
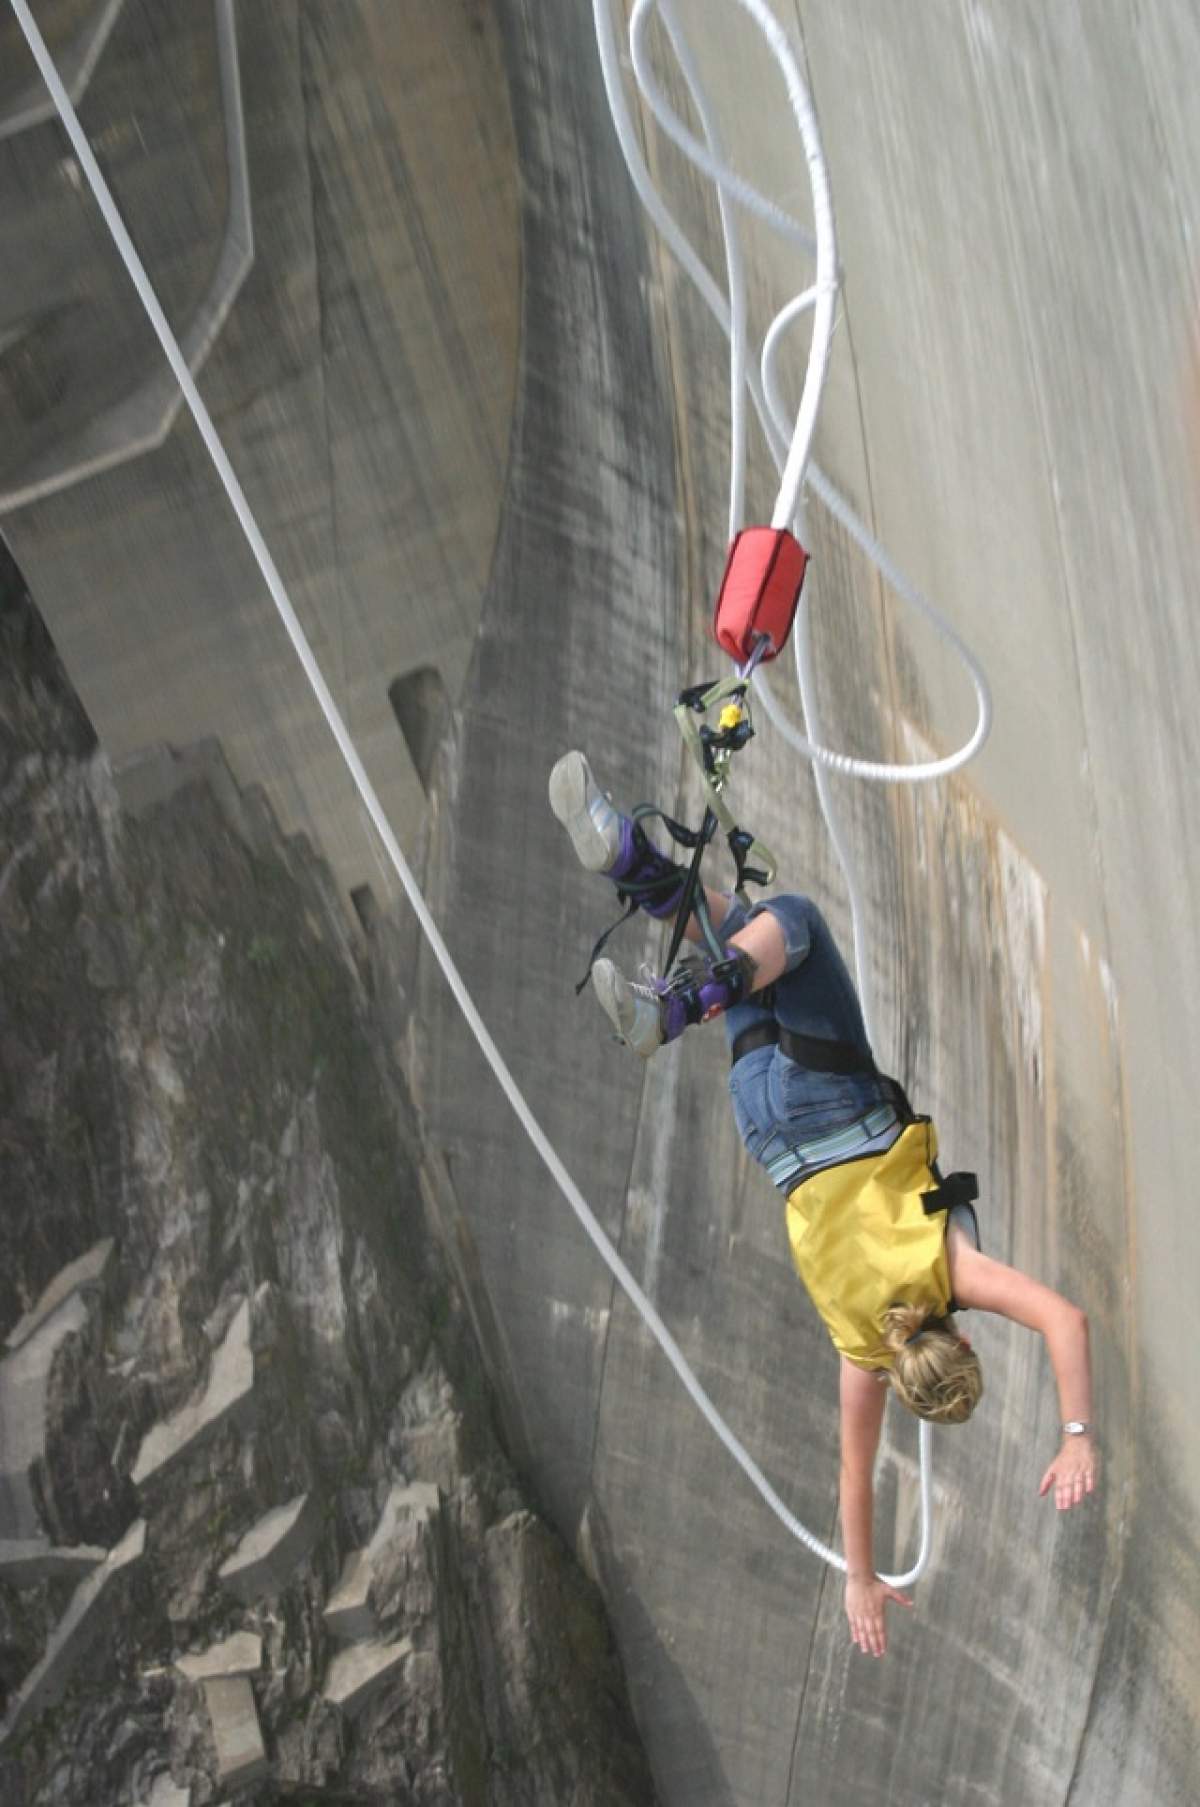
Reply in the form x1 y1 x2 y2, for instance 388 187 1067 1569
883 1304 983 1425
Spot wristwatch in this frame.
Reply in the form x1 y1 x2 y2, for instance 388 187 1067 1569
1062 1421 1091 1436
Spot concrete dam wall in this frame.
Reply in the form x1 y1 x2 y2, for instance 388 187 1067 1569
3 2 1199 1803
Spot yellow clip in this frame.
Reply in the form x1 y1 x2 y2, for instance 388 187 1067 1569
719 703 744 731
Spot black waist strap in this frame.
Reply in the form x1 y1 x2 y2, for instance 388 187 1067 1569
730 1021 916 1129
730 1021 783 1065
729 1021 877 1075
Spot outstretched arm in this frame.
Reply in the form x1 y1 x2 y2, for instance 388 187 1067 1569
948 1235 1098 1510
839 1358 913 1655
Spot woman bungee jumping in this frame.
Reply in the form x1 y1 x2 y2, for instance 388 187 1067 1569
550 749 1098 1659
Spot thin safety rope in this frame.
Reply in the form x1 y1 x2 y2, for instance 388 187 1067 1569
8 0 913 1581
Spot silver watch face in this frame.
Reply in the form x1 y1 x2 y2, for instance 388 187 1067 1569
1063 1420 1089 1435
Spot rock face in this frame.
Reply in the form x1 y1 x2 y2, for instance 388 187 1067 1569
0 555 657 1805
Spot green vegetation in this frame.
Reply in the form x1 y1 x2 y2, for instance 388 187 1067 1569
246 931 284 972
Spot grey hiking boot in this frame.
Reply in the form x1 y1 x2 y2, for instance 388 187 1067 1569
548 750 623 872
593 958 666 1059
549 750 687 918
593 947 755 1059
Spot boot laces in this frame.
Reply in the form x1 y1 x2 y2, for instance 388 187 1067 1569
632 961 668 1003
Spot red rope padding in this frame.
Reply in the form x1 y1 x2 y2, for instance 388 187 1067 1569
712 527 808 663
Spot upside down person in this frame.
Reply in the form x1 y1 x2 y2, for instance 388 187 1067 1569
549 750 1098 1658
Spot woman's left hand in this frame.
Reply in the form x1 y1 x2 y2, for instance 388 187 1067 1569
1039 1434 1098 1511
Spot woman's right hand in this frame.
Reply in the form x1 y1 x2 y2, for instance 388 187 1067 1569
1039 1433 1098 1510
845 1573 913 1657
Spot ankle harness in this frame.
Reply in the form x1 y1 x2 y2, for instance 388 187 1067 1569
575 816 693 993
576 665 777 995
663 944 756 1023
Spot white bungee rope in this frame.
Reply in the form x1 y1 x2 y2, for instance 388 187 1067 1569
9 0 995 1589
598 0 992 788
596 0 998 1583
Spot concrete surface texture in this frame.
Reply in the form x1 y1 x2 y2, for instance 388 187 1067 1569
0 0 520 897
2 0 1199 1803
0 1 126 139
0 0 238 506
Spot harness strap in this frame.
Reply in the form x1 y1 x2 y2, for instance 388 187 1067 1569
921 1170 979 1215
662 805 724 974
728 1021 878 1075
728 1020 782 1063
630 802 705 848
575 896 639 995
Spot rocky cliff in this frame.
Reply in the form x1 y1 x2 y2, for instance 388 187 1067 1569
0 540 657 1807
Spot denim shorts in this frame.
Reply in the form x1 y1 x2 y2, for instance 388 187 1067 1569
728 1043 899 1184
721 892 898 1187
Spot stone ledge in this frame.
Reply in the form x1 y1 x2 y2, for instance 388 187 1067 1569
322 1480 441 1642
217 1492 320 1604
0 1538 107 1587
323 1547 376 1643
202 1674 268 1791
132 1299 254 1488
323 1635 412 1719
4 1237 114 1353
0 1519 146 1746
0 1290 91 1541
175 1630 262 1683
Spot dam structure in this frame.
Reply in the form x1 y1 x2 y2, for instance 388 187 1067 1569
3 2 1199 1802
